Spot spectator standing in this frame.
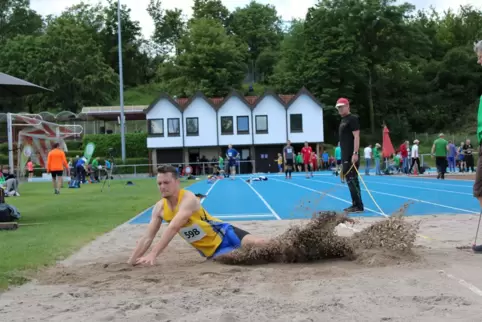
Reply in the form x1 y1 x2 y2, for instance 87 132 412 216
431 133 449 180
409 139 420 174
447 141 457 172
373 143 382 175
47 143 69 194
463 139 475 172
363 145 372 175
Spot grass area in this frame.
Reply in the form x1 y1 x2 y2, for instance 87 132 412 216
0 178 193 290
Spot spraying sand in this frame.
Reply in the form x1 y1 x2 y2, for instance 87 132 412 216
1 211 482 321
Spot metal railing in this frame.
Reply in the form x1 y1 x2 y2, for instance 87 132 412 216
18 160 260 180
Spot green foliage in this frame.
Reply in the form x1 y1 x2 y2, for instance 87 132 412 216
192 0 230 27
65 140 83 150
118 82 168 105
158 18 249 97
82 133 148 159
0 143 8 155
147 0 186 56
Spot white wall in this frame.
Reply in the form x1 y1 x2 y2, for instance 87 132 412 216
146 98 183 148
183 97 218 147
253 95 287 144
287 94 324 143
217 96 253 146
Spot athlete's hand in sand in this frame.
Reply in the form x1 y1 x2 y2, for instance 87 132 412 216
135 253 157 266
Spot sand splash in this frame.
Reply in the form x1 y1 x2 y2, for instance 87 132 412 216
215 206 420 266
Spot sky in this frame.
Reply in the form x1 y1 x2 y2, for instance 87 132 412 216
30 0 481 39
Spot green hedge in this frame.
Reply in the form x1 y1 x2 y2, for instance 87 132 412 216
82 133 148 158
0 154 8 165
66 140 83 150
65 150 84 158
0 143 7 155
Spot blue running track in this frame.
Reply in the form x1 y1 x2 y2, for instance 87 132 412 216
130 172 479 224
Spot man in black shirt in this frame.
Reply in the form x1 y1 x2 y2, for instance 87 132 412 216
336 98 364 213
463 139 475 172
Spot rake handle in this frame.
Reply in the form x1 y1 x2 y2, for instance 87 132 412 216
474 211 482 246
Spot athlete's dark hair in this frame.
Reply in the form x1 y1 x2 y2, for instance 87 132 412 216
52 142 60 149
157 165 179 179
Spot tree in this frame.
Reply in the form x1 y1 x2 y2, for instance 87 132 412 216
229 1 283 82
271 19 306 93
0 0 43 43
192 0 230 27
0 16 119 113
147 0 186 55
159 18 248 97
101 0 149 87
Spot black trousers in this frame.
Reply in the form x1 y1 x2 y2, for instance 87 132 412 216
342 160 364 208
435 157 447 177
409 157 420 173
465 154 475 172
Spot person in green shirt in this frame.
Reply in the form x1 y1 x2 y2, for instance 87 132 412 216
218 154 225 177
431 133 449 179
472 40 482 252
334 142 342 173
373 143 382 175
91 157 100 181
393 153 401 173
295 152 303 172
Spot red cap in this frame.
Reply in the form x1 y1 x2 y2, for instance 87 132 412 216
336 98 349 107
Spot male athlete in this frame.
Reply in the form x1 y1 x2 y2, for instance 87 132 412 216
301 142 313 178
226 144 239 180
283 140 295 179
128 165 269 266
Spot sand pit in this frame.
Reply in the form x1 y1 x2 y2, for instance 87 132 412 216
2 213 482 321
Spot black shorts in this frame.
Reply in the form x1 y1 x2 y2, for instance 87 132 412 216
232 225 250 240
286 159 294 167
51 171 63 178
336 160 342 165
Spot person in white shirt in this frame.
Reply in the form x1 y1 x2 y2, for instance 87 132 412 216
364 145 372 175
409 139 420 175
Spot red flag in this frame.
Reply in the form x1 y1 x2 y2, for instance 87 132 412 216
382 126 395 158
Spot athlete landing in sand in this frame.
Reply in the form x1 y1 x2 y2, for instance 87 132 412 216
128 165 269 266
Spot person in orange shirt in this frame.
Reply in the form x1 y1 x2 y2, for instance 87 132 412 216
26 158 34 179
47 142 69 194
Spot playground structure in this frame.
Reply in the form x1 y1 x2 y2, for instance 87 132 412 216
0 113 83 175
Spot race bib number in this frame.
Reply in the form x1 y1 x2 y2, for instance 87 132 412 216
286 148 292 154
180 224 206 243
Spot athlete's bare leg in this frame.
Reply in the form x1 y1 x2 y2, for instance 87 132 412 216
241 234 270 246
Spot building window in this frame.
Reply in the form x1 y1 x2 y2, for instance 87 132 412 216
167 118 180 137
290 114 303 132
220 116 233 135
148 119 164 136
237 115 249 134
255 115 268 134
185 117 199 136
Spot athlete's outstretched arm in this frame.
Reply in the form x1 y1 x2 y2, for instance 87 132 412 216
127 202 163 265
147 194 199 259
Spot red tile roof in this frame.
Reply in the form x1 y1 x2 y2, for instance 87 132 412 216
174 94 295 107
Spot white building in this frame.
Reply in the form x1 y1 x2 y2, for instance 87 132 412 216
144 87 324 173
